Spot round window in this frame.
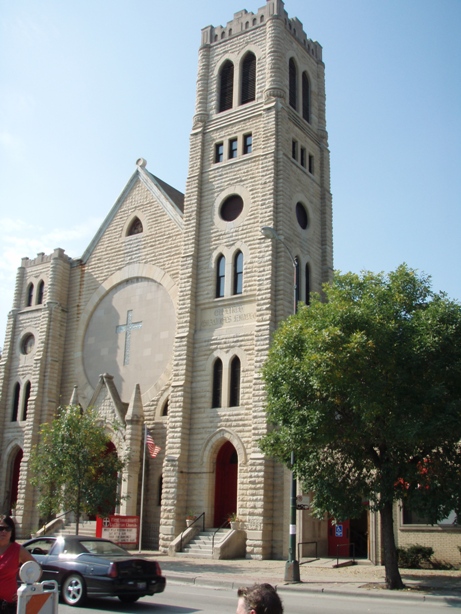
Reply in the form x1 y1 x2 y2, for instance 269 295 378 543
296 202 309 229
220 195 244 222
21 333 35 355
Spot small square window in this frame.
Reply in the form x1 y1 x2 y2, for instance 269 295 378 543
215 143 224 163
229 138 238 159
300 147 306 168
308 154 314 174
292 139 298 161
243 133 252 154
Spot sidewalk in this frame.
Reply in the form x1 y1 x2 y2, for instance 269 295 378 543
138 552 461 605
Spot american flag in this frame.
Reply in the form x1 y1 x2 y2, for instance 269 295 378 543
146 429 161 458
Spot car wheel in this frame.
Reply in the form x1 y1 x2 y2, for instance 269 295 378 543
118 595 141 603
61 573 87 606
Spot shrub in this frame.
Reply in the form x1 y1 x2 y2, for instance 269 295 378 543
397 545 434 568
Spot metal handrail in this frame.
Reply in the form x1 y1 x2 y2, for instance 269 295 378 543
179 512 205 552
211 519 230 550
336 542 356 566
298 540 318 564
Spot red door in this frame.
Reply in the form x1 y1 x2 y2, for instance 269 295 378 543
213 441 238 527
328 518 350 557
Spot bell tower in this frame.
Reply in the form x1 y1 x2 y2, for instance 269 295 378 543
161 0 332 558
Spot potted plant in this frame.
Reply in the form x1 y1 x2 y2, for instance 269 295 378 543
228 512 242 530
186 511 196 527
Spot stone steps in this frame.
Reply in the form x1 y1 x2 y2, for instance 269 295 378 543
181 528 230 558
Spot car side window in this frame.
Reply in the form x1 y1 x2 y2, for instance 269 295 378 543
26 539 55 555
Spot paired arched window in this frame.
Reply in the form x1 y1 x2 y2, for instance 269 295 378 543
26 283 34 307
289 58 297 110
22 381 31 421
212 358 223 408
12 383 20 422
216 255 226 298
36 280 45 305
233 251 243 295
229 356 241 407
295 257 300 308
302 72 311 123
219 61 234 112
241 52 256 104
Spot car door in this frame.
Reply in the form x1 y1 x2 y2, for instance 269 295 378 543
23 538 59 582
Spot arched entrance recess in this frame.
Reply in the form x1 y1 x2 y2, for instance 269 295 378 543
8 449 23 515
213 441 238 527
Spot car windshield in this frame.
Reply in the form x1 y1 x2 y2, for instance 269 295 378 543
79 540 130 556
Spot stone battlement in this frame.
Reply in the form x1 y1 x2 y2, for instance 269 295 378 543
201 0 322 60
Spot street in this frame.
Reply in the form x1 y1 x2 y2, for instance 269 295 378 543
55 583 458 613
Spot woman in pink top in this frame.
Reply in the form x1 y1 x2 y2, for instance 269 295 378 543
0 515 37 613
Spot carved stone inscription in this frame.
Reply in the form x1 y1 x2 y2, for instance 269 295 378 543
200 303 256 329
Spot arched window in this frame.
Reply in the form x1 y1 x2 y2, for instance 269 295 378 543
162 399 169 416
219 60 234 112
127 217 143 236
212 358 223 408
26 283 34 307
36 280 45 305
302 71 310 122
22 381 31 421
158 476 163 506
233 251 243 295
229 356 241 407
295 257 300 307
12 383 20 422
216 255 226 298
289 58 297 110
305 263 311 305
241 52 256 105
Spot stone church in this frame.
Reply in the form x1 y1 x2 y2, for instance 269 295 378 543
1 0 457 564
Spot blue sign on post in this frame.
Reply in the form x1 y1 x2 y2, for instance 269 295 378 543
335 524 343 538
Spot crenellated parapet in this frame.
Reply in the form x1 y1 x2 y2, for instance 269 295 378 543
201 0 322 61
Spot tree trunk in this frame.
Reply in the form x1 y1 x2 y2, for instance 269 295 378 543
380 501 404 589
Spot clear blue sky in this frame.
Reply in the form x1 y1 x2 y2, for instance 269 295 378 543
1 0 460 338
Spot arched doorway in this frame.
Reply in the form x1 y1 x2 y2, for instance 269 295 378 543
213 441 238 527
8 449 23 514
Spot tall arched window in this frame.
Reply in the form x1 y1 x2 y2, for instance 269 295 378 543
229 356 241 407
36 280 45 305
212 358 223 408
302 71 310 123
158 476 163 506
233 251 243 295
22 381 31 421
162 399 169 416
305 263 311 305
295 257 300 307
26 283 34 307
241 52 256 104
12 383 20 422
289 58 297 110
219 60 234 112
216 255 226 298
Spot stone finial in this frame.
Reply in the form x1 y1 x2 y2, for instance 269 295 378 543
69 385 79 406
136 158 147 168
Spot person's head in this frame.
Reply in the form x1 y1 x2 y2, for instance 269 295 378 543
236 583 283 614
0 515 15 542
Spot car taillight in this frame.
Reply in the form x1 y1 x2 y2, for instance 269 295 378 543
154 562 162 575
108 562 118 578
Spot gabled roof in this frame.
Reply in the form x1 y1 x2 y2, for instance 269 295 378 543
80 162 184 264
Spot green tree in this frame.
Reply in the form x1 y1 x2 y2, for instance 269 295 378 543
260 265 461 589
30 405 126 534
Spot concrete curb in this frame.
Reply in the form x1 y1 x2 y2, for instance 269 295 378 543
166 572 461 605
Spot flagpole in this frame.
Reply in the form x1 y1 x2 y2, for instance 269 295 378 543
139 423 147 553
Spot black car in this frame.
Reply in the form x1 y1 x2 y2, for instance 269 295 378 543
23 535 166 606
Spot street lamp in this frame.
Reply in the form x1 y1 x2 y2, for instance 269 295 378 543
261 226 301 583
